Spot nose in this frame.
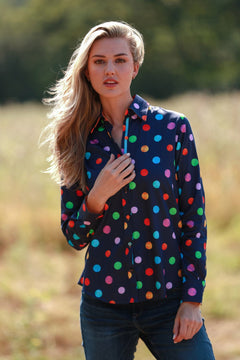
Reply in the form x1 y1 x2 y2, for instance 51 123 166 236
105 61 115 75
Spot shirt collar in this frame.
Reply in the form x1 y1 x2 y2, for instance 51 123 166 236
90 94 149 134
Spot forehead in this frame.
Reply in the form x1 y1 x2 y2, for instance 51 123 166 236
89 37 131 56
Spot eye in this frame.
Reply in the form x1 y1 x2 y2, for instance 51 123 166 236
115 58 126 63
94 59 105 64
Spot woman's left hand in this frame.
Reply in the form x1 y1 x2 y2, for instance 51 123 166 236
173 302 203 344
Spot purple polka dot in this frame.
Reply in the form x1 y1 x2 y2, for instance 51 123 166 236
163 218 171 227
115 237 121 245
165 169 171 178
104 146 110 151
135 256 142 264
131 206 138 214
118 287 125 294
90 139 99 144
133 103 140 109
196 232 201 238
187 264 195 272
196 183 202 190
185 173 191 182
105 276 113 284
103 225 111 234
189 134 194 141
166 282 173 290
188 287 197 296
167 122 176 130
131 114 138 119
172 232 176 239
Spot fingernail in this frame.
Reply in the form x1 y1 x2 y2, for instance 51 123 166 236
126 153 131 156
173 334 176 340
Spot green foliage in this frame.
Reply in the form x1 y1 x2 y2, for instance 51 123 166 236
0 0 240 101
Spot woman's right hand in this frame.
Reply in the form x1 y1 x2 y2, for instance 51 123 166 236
86 153 135 213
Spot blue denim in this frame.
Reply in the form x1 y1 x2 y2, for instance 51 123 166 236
80 291 215 360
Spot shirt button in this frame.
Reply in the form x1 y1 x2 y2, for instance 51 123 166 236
128 241 132 247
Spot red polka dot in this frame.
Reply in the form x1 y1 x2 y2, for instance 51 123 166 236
109 300 116 304
61 213 68 221
125 248 130 255
96 158 102 164
130 298 135 303
140 169 148 176
163 193 169 200
61 189 63 195
182 148 188 155
185 239 192 246
104 203 109 211
68 220 75 228
188 197 194 205
79 277 84 285
204 242 207 250
144 218 150 226
145 268 154 276
167 144 173 151
105 250 111 257
143 124 151 131
124 109 128 116
122 199 126 206
84 278 90 286
76 190 84 197
123 125 126 132
162 243 168 250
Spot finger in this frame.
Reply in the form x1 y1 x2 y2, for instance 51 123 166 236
106 153 115 164
173 316 180 343
111 153 131 169
122 170 136 186
119 163 135 179
174 321 187 343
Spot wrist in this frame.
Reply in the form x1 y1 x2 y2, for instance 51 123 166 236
86 191 106 214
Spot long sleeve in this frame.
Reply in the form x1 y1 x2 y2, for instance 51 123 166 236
175 117 207 303
61 185 105 250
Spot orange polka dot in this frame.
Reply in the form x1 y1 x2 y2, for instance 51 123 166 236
141 145 149 152
142 115 147 121
124 222 128 230
128 271 132 279
142 192 149 200
145 241 152 250
126 214 130 221
178 269 182 277
178 220 182 228
146 291 153 300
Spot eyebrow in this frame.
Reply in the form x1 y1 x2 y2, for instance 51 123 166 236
91 53 129 58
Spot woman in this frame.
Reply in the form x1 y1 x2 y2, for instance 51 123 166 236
43 21 215 360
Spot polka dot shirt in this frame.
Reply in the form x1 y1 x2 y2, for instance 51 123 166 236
61 95 207 304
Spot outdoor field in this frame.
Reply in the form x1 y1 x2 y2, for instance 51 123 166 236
0 92 240 359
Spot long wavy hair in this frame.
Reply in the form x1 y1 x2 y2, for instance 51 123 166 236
41 21 144 191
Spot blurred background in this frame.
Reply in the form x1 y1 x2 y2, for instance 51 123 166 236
0 0 240 359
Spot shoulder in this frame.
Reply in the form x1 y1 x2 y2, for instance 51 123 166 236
147 103 190 130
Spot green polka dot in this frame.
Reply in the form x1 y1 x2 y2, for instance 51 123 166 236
89 229 94 235
195 251 202 259
114 261 122 270
169 257 176 265
136 281 143 289
202 280 206 287
169 207 177 215
129 181 136 190
191 158 199 166
197 208 204 216
66 201 74 209
98 125 104 132
112 212 120 220
132 231 140 239
129 135 137 143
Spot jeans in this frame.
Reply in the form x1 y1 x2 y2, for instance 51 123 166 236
80 291 215 360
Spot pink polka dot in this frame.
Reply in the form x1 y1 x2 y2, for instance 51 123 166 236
105 276 113 284
196 233 201 238
185 173 191 182
167 122 176 130
166 282 173 289
61 214 68 221
103 225 111 234
181 124 186 133
115 237 121 244
118 287 125 294
131 114 138 119
131 206 138 214
188 288 197 296
165 169 171 178
135 256 142 264
133 103 140 109
84 221 91 226
187 220 194 228
187 264 195 272
163 218 171 227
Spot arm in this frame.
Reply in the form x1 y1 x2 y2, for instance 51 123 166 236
61 153 135 250
173 116 206 342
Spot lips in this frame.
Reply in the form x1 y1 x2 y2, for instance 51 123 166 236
104 78 118 85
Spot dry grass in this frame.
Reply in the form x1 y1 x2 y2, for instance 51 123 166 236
0 93 240 359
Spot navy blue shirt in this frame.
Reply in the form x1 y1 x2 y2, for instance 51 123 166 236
61 95 207 304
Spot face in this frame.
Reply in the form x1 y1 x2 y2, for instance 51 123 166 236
86 37 139 102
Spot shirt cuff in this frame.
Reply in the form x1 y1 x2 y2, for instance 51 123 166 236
181 278 205 303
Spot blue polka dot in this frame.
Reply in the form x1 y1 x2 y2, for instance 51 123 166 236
156 281 161 289
93 264 101 272
87 171 91 179
153 180 160 188
153 231 160 239
73 234 80 240
155 114 163 120
154 134 162 142
68 240 74 247
95 289 103 298
152 156 160 164
176 142 181 151
91 239 100 247
178 188 182 196
85 152 91 159
153 206 160 214
155 256 161 264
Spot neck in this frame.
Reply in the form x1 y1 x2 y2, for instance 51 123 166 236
100 94 133 126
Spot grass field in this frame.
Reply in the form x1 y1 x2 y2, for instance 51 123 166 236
0 92 240 359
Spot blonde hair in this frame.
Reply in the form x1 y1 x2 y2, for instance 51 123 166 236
41 21 144 191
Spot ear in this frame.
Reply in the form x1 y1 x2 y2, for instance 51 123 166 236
132 63 140 80
85 68 90 81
